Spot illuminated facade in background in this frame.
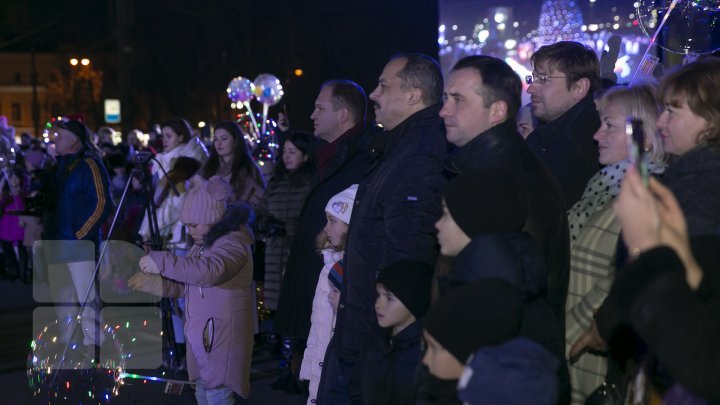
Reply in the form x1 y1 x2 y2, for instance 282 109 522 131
439 1 652 100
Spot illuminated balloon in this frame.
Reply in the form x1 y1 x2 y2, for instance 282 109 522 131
637 0 720 54
253 74 284 106
27 319 126 404
236 112 278 144
252 142 276 168
227 77 255 103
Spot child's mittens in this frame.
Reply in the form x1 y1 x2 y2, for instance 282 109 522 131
139 255 161 274
128 273 164 296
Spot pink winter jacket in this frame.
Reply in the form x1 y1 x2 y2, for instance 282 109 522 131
150 226 255 398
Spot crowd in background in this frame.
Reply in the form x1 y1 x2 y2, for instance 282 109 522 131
3 39 720 405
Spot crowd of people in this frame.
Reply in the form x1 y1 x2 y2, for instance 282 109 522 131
5 39 720 404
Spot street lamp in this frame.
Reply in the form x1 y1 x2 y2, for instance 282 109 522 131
69 58 91 67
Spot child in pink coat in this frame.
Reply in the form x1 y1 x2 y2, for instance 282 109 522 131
130 176 254 404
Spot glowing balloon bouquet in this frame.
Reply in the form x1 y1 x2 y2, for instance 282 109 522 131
226 74 284 142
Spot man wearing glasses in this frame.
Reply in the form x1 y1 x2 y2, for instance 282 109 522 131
525 41 601 207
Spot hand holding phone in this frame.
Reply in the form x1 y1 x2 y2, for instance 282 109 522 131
626 117 649 186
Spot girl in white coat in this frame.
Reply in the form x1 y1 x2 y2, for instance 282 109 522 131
299 184 358 405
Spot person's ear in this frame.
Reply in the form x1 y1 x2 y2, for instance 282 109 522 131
573 77 591 100
490 100 509 125
337 107 349 124
408 88 423 106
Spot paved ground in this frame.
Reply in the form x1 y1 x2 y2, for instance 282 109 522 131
0 278 306 404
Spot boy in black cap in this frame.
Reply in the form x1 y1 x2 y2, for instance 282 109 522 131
360 260 434 405
420 279 523 401
431 170 569 403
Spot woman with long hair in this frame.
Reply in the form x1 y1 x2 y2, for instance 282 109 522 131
200 120 265 207
259 132 316 313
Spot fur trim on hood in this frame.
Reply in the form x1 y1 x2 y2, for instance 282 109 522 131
204 202 255 246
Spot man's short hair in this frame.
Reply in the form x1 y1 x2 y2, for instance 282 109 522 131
321 80 367 125
451 56 522 120
391 53 443 106
532 41 601 94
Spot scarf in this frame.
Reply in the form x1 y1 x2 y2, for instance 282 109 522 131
568 159 666 244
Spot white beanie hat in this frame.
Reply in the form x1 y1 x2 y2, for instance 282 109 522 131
181 176 232 225
325 184 358 225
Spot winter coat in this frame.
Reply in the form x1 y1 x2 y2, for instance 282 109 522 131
150 225 255 398
215 161 265 208
525 95 601 207
595 235 720 402
662 143 720 235
339 104 448 362
257 166 314 311
445 119 569 327
139 137 208 249
444 234 571 404
300 248 344 405
41 151 112 263
360 322 422 405
564 160 665 403
274 125 375 339
565 204 618 403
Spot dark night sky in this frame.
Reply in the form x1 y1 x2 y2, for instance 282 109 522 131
0 0 441 132
0 0 638 132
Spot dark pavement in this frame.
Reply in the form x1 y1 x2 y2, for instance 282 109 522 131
0 278 306 404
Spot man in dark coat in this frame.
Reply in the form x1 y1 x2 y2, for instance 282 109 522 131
273 80 375 384
440 55 569 337
524 41 601 207
318 54 449 403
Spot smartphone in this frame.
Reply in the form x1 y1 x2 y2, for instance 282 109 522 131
626 117 649 186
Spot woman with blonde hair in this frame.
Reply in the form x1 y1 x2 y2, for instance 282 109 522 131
565 84 666 403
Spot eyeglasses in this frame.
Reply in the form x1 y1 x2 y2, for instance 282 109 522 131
525 73 566 85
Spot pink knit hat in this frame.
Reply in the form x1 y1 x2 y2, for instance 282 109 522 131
180 176 233 225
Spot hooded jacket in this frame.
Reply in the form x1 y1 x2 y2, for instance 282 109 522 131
150 208 255 398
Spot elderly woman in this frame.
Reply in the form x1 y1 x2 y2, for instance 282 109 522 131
565 84 666 403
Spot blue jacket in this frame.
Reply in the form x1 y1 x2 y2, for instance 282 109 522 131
42 151 112 263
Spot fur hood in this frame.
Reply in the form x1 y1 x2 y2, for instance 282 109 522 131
204 202 255 246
